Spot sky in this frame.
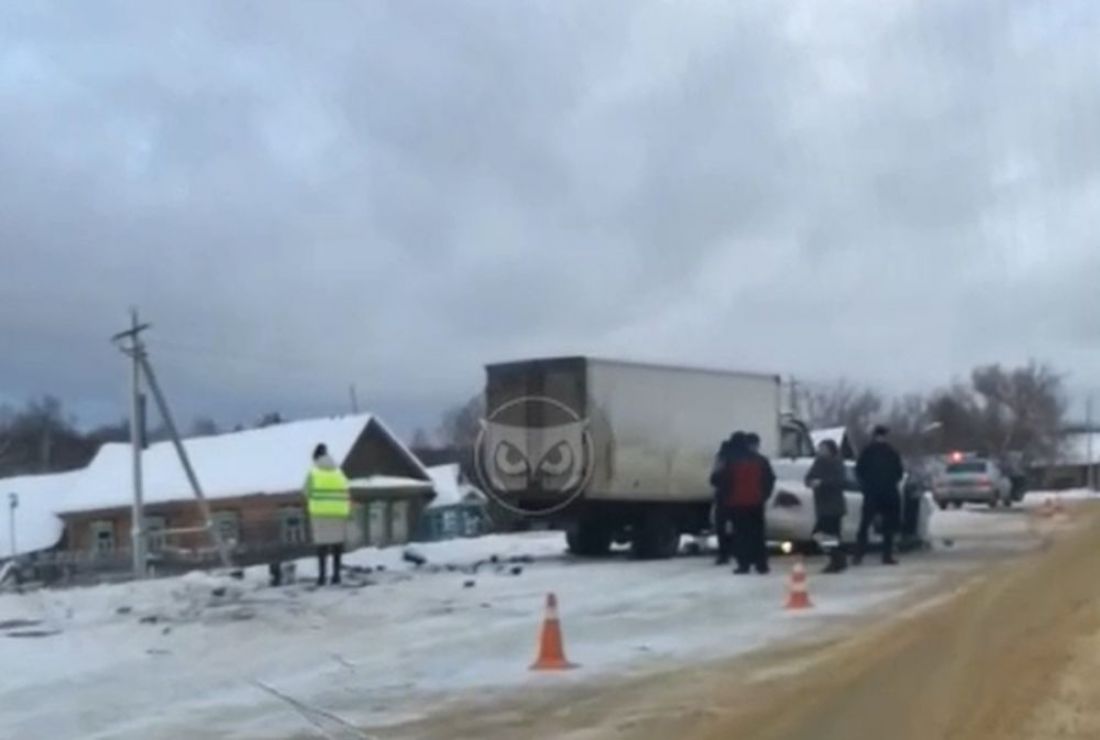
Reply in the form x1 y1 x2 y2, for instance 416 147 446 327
1 0 1099 438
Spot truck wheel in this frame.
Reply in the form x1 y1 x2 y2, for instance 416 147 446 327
566 521 613 557
631 514 680 560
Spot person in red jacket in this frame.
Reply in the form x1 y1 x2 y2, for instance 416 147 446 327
711 432 777 574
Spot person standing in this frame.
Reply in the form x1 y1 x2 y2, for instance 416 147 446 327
805 439 848 573
712 431 776 574
854 426 904 566
305 443 352 586
710 432 744 566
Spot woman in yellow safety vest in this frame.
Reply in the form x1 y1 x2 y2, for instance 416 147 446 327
306 443 351 586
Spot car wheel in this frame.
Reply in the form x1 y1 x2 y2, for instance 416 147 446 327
954 502 964 509
988 499 999 509
937 501 948 511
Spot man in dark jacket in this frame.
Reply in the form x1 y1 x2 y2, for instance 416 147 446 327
711 431 776 574
711 432 743 565
854 426 905 565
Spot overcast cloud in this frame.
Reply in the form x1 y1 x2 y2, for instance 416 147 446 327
1 0 1098 436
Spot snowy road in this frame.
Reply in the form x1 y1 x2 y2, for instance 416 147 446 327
0 494 1087 740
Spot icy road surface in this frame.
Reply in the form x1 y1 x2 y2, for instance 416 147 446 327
0 493 1089 739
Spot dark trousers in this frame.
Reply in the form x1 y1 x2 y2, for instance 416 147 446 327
730 506 768 573
813 514 844 545
815 514 847 570
317 544 344 585
855 491 899 561
715 506 735 562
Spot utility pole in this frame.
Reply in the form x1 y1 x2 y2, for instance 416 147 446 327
1088 396 1096 491
349 384 360 414
7 493 17 559
112 308 150 579
138 355 231 568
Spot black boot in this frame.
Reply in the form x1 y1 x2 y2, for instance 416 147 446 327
331 546 343 585
316 548 327 587
823 549 848 574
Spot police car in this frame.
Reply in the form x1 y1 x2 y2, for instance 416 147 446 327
931 452 1015 510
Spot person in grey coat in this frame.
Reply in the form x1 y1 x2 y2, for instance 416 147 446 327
805 439 849 573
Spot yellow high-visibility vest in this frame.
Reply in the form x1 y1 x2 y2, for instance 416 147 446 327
306 466 351 519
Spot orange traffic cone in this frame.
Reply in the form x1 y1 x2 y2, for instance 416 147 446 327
530 593 577 671
785 557 813 611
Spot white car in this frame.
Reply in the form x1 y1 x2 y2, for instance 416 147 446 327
932 457 1014 509
768 459 934 548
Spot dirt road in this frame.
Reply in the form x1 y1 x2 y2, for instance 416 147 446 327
386 506 1100 740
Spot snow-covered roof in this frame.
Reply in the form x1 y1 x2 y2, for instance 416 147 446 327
1057 432 1100 466
0 469 84 557
69 414 379 513
426 464 486 509
348 475 434 491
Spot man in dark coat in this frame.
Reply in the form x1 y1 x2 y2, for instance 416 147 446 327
711 431 776 574
710 432 744 565
854 425 905 565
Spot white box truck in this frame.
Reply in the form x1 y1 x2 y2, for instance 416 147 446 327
478 356 811 558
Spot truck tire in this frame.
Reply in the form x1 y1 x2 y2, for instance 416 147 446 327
631 513 680 560
566 521 613 557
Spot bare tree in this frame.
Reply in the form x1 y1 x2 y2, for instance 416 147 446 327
436 394 485 451
190 417 220 437
409 428 433 450
927 362 1066 466
801 380 884 448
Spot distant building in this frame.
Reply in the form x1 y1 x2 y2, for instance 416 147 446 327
1030 431 1100 491
2 414 433 581
416 463 489 542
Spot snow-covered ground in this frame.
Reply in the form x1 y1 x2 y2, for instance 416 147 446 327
1 491 1094 740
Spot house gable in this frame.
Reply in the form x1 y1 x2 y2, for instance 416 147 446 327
343 419 430 481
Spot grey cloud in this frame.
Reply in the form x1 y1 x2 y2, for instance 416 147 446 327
1 0 1099 437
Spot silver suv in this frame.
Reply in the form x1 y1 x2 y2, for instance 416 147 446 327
932 457 1014 509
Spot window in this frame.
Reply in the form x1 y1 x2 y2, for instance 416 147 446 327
90 520 115 553
145 515 167 552
946 462 989 474
278 506 306 545
462 509 483 538
441 509 458 537
212 510 240 546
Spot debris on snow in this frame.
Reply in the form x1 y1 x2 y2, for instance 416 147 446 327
6 630 61 639
0 619 42 631
402 548 427 567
